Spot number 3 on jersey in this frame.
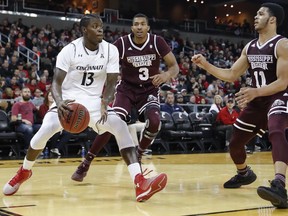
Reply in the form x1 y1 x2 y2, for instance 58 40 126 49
254 71 266 88
139 67 149 81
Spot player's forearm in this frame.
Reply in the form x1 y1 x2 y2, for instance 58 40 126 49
51 82 63 106
204 63 235 82
255 79 287 97
101 86 115 106
166 64 179 79
102 74 118 105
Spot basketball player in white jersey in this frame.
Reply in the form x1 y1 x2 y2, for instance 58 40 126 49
3 14 167 202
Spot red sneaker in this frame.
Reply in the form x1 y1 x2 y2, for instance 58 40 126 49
3 166 32 196
135 172 167 202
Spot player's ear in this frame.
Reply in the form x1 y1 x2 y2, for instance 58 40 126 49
147 25 150 32
270 16 276 24
82 26 87 33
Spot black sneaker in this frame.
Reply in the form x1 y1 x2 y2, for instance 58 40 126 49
223 168 257 188
257 179 288 208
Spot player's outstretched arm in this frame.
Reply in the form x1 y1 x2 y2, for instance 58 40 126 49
191 46 249 83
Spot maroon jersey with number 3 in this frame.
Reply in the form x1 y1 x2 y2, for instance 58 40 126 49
112 33 172 121
113 33 171 86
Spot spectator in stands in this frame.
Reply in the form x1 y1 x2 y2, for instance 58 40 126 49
180 88 190 103
13 87 22 102
31 88 44 109
4 42 14 57
176 76 187 92
0 60 12 80
216 94 239 149
187 76 198 93
176 93 185 104
209 94 223 114
7 76 22 91
37 74 51 95
193 88 205 104
17 61 29 81
15 32 26 52
11 87 41 151
0 47 8 65
161 92 186 115
25 32 33 50
26 78 38 94
9 53 18 71
205 90 214 104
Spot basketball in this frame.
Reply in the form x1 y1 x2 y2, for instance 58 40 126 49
59 103 90 134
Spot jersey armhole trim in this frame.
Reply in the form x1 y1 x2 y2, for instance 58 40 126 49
274 38 285 59
154 35 160 56
71 42 76 58
120 37 125 59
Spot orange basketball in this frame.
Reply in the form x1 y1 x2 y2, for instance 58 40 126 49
59 103 90 134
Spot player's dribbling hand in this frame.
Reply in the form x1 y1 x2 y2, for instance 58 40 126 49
57 99 75 121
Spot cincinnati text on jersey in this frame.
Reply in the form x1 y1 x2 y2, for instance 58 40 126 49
76 65 104 71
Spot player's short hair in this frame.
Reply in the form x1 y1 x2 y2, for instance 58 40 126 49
261 3 285 26
80 14 101 28
132 13 149 25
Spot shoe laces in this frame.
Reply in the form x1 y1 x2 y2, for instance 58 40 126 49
142 168 153 177
9 169 26 186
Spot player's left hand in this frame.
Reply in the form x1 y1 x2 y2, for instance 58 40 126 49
235 87 258 108
97 100 108 124
150 73 170 87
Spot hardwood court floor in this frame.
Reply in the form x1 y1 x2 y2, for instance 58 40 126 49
0 152 287 216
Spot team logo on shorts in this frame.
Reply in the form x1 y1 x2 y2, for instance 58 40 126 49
271 99 285 107
147 95 157 102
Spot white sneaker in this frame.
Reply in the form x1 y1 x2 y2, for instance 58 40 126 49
50 148 61 156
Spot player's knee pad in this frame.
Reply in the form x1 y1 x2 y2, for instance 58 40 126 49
144 106 161 133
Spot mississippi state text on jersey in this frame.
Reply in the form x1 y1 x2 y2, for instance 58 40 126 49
113 33 171 86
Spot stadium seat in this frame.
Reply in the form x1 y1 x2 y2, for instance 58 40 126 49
0 110 24 157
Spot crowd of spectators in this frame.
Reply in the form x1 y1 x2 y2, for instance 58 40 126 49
0 15 257 154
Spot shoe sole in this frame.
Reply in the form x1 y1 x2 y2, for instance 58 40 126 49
257 187 288 208
3 183 20 196
136 174 167 202
71 172 87 182
3 172 32 196
224 174 257 188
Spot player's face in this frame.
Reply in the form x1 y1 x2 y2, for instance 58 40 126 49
85 18 103 45
254 7 271 32
131 17 150 39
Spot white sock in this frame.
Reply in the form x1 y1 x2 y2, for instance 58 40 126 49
127 163 141 183
23 157 36 170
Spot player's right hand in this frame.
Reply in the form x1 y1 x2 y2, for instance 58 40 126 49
191 54 207 69
57 99 75 121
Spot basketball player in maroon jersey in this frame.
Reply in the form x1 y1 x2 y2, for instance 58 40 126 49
72 14 178 180
192 3 288 208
